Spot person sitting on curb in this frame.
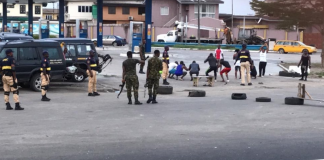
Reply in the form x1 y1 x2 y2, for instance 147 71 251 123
168 61 178 79
189 61 200 81
220 60 231 83
174 61 189 81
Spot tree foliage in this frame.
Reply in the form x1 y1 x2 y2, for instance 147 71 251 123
250 0 324 33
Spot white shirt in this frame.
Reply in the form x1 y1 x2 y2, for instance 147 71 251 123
169 62 177 71
260 51 267 62
235 60 241 66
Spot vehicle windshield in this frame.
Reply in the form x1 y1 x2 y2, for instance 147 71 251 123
77 44 93 56
298 42 307 46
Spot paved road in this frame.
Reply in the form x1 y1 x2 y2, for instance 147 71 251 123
1 48 324 160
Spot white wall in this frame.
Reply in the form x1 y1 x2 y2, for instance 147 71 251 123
0 3 43 18
67 2 94 20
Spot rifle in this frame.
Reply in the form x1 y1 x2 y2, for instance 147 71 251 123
117 81 125 98
138 56 150 65
144 79 148 98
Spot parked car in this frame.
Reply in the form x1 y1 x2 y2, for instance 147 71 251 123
0 39 66 91
46 38 113 82
91 35 126 46
273 40 317 54
0 32 33 42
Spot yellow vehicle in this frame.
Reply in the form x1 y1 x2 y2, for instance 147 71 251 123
273 40 317 54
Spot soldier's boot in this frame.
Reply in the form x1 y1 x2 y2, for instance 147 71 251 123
88 93 95 96
134 98 142 105
41 94 51 101
152 96 158 104
139 69 145 74
163 79 170 85
15 103 24 110
128 97 132 105
93 92 100 96
6 103 13 110
147 94 153 104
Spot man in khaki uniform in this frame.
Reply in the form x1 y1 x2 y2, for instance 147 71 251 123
40 51 51 101
87 50 100 96
1 49 24 110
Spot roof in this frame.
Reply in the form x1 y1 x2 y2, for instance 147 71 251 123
219 14 281 22
103 0 145 6
45 38 93 43
0 39 60 47
177 0 224 4
43 9 59 14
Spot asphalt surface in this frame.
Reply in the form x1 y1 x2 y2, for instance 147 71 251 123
1 47 324 160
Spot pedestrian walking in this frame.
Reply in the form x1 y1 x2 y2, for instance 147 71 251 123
139 39 146 74
146 50 163 104
298 50 311 81
1 49 24 110
122 51 145 105
233 49 241 79
162 46 170 85
87 50 100 96
40 51 51 101
204 53 218 82
259 43 268 77
235 44 253 86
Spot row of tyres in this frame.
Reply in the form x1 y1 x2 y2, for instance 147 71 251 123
0 32 111 92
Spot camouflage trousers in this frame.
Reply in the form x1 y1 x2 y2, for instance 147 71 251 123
126 75 139 99
147 78 159 96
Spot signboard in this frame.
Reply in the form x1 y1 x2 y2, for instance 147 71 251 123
92 5 97 19
29 24 33 35
147 24 151 39
99 22 103 36
60 23 64 36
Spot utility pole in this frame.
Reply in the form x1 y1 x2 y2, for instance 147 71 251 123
197 0 200 45
231 0 233 30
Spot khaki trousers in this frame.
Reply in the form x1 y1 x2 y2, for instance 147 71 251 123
2 76 19 103
41 73 50 96
240 61 251 84
162 62 168 79
87 70 97 93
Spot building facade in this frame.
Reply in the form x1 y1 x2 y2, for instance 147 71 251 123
64 2 94 22
43 9 59 21
0 3 43 21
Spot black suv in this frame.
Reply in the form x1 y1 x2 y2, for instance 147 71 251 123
46 38 112 82
0 40 66 91
0 32 33 42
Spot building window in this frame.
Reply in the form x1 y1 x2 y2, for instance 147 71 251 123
160 7 169 15
194 4 215 18
20 5 26 14
108 6 116 14
138 7 145 15
78 6 92 13
46 15 53 20
35 5 41 14
122 7 130 15
7 5 14 8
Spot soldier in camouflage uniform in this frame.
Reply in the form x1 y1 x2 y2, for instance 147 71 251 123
122 51 145 105
146 50 163 104
139 39 146 74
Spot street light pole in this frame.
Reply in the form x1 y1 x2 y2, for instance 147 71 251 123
197 0 200 45
231 0 233 30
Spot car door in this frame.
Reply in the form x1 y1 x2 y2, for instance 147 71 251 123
283 41 292 53
17 47 40 82
65 44 77 66
39 46 65 79
102 36 109 45
291 42 300 53
165 31 174 42
108 35 116 45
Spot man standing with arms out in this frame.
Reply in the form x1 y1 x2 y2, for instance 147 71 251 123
204 53 218 82
215 45 224 70
139 39 146 74
40 51 51 101
122 51 145 105
162 46 170 85
235 44 253 86
146 50 163 104
1 49 24 110
87 50 100 96
259 43 268 77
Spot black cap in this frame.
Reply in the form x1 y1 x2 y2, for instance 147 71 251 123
89 50 95 53
5 49 13 54
242 44 247 48
42 50 48 55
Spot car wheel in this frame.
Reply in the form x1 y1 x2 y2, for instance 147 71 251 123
30 73 42 92
112 42 117 46
279 49 285 54
72 69 86 82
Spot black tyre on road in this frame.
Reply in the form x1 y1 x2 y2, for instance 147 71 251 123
188 90 206 97
256 97 271 102
232 93 247 100
285 97 304 105
157 86 173 94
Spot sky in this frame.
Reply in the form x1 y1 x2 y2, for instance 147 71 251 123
45 0 256 16
219 0 255 15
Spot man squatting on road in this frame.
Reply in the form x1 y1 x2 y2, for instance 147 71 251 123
122 51 145 105
146 50 163 104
